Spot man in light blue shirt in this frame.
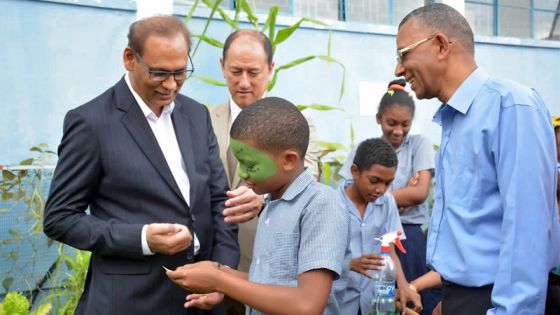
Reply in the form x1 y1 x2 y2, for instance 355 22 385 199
395 3 560 314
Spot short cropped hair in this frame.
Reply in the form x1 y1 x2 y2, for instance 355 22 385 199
128 15 192 56
353 138 398 171
223 29 273 65
230 97 309 157
399 3 474 55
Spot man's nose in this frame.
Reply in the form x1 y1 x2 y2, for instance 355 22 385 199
395 62 405 77
238 73 250 88
161 74 178 90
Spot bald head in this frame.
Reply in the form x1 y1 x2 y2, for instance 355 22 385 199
399 3 474 55
223 29 273 65
128 15 191 56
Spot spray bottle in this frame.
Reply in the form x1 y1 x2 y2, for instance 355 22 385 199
370 230 406 315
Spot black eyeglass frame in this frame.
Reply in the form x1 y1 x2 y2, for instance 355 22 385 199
131 48 195 82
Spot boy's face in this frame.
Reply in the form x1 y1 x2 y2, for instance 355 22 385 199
351 163 396 202
230 138 293 198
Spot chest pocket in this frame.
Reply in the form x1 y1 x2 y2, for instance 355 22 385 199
268 232 299 280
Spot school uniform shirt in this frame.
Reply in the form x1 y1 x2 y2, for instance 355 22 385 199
336 181 404 315
339 134 434 224
247 169 351 315
428 68 560 314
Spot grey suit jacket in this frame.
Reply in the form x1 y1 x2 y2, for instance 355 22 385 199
43 78 239 315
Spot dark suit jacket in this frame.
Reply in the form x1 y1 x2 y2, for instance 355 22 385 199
43 78 239 315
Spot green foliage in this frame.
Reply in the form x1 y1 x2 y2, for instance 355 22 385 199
185 0 350 185
0 291 52 315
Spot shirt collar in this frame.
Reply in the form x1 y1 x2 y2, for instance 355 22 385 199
339 179 385 206
432 68 489 124
273 168 314 202
125 73 175 121
229 96 242 126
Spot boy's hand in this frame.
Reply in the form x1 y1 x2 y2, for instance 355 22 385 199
166 261 221 293
395 284 423 314
349 254 384 278
184 292 224 310
223 186 263 223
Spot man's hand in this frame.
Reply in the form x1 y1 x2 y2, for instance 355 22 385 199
184 292 224 310
166 261 221 294
147 223 192 255
223 186 263 223
349 254 385 278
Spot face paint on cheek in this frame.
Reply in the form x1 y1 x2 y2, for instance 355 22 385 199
230 139 277 182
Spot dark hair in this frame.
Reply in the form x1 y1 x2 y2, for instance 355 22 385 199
223 29 273 65
230 97 309 157
377 78 415 119
127 15 192 56
399 3 474 55
353 138 398 171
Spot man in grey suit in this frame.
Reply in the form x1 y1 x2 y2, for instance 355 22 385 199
209 29 320 315
43 16 238 314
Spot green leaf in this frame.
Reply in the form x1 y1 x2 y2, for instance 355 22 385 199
192 0 223 58
2 192 14 202
261 6 279 44
2 277 13 291
8 229 21 240
318 141 346 151
268 55 316 91
19 158 33 166
7 251 19 261
30 303 52 315
193 35 224 48
30 146 43 153
239 0 258 28
296 104 343 112
184 0 199 26
217 7 239 30
2 170 15 180
2 239 13 245
0 208 8 213
274 19 303 46
192 75 227 87
322 161 332 185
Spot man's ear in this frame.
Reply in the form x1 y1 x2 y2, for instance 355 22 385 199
435 32 452 61
281 149 300 171
123 47 135 71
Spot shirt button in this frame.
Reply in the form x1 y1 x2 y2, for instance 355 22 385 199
361 223 365 227
265 218 270 226
191 214 196 222
256 258 260 265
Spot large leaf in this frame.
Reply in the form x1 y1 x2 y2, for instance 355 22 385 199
268 55 316 91
184 0 199 26
192 0 224 57
193 75 227 87
20 158 33 165
261 6 279 44
317 55 346 102
193 34 224 48
216 6 239 30
296 104 343 112
274 19 303 46
318 141 346 151
239 0 259 28
2 170 15 180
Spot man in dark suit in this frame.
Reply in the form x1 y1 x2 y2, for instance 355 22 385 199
43 15 239 314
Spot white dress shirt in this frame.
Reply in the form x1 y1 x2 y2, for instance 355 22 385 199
125 73 200 255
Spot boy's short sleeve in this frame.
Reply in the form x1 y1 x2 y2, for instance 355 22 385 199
411 135 435 174
297 187 350 279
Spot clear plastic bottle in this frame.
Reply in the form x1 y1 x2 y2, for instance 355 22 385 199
370 244 397 315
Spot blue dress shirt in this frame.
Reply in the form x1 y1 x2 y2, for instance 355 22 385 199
427 68 560 314
337 181 404 315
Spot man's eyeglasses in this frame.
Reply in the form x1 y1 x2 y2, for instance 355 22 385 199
132 48 195 82
396 35 437 64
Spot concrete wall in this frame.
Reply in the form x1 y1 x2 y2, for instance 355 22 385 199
1 0 560 164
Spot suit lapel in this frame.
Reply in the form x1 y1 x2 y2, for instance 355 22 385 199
171 101 197 206
115 79 186 205
212 102 234 186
